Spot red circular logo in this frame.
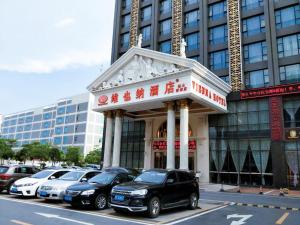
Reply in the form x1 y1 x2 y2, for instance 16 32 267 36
98 95 108 105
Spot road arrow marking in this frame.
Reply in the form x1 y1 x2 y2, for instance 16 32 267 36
227 214 253 225
35 212 94 225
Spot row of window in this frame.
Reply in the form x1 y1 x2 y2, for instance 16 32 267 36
54 124 86 135
5 129 54 140
53 135 85 145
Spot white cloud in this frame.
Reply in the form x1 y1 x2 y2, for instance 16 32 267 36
0 50 109 73
54 17 76 28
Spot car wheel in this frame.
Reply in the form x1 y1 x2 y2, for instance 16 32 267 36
147 197 160 218
94 194 107 210
188 192 198 210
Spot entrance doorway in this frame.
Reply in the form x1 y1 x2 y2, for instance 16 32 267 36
154 150 195 170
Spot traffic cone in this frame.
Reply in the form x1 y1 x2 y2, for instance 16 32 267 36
259 186 263 195
279 188 284 196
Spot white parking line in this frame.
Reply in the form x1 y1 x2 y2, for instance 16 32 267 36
166 205 228 225
0 196 151 225
263 190 274 195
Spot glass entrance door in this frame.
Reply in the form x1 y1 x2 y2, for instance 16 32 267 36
154 151 195 170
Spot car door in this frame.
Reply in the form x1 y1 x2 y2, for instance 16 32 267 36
176 171 192 203
161 171 178 208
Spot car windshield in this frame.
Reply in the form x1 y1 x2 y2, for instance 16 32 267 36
89 172 117 185
59 171 85 181
31 170 53 179
134 171 167 184
0 166 9 174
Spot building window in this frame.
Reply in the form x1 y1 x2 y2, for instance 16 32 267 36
18 118 25 124
160 19 171 36
65 115 75 124
43 113 52 120
121 14 131 29
185 33 199 51
77 102 88 112
159 40 171 54
245 69 269 89
32 123 41 130
41 130 50 138
160 0 172 14
185 0 198 5
244 41 267 64
66 105 76 114
23 133 30 140
283 98 300 128
241 0 263 10
277 34 300 58
24 124 32 131
280 64 300 84
54 137 62 145
209 50 229 70
188 55 199 61
25 117 33 123
141 6 151 21
56 117 64 125
42 121 51 129
275 5 300 29
209 25 228 44
75 124 86 133
242 15 265 37
55 127 63 135
63 136 73 145
64 125 75 134
120 32 130 48
209 1 227 21
74 135 85 144
122 0 132 10
141 26 151 42
76 113 87 122
220 75 230 84
184 10 199 28
33 114 42 122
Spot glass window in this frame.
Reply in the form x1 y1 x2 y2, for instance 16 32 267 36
16 133 22 139
280 64 300 84
159 40 171 54
55 127 63 135
74 135 85 144
31 131 40 139
25 116 33 123
18 118 25 124
160 0 171 14
63 136 73 145
244 41 267 64
64 125 75 134
277 34 300 58
40 130 50 138
185 0 198 5
242 15 265 37
57 107 66 115
23 133 30 140
76 113 87 122
75 124 86 133
241 0 263 10
121 14 131 29
24 124 32 131
121 32 130 48
275 5 300 29
54 137 62 145
10 120 17 126
141 26 151 42
283 98 300 128
43 113 52 120
56 117 64 125
220 75 230 84
65 115 75 124
160 19 171 36
32 123 41 130
17 126 23 132
9 127 16 133
66 105 76 114
209 25 228 44
209 50 229 70
245 69 269 89
77 102 88 112
141 6 151 21
122 0 131 10
42 121 51 129
184 10 199 28
185 33 199 51
33 114 42 122
209 1 227 21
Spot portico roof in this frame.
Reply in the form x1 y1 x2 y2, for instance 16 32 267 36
88 47 232 116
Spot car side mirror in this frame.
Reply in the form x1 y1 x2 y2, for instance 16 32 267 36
49 176 56 180
166 178 175 184
81 178 88 182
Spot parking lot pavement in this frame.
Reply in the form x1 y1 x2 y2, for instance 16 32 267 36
0 194 225 225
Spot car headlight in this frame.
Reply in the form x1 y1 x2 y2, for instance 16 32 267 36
131 189 148 196
81 190 95 196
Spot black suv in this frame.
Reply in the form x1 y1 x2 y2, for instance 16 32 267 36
64 171 132 209
111 169 199 218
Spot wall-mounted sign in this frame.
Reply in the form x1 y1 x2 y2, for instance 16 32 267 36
152 140 196 150
240 83 300 99
285 128 300 140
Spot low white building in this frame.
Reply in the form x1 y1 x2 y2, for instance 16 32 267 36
0 93 104 156
88 47 231 183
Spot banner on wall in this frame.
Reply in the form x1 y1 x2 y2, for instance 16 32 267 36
152 140 197 150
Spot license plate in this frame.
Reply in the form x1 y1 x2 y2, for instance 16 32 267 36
64 195 72 202
11 187 18 193
114 194 124 201
40 191 48 197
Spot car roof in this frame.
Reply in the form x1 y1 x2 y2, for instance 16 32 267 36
145 169 194 174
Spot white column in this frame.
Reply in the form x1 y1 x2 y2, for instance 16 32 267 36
166 102 175 169
144 119 153 170
179 99 189 170
103 111 113 168
112 110 123 167
196 115 210 183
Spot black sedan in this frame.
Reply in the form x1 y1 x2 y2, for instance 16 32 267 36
63 171 132 210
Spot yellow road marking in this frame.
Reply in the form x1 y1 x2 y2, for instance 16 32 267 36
10 220 33 225
275 212 289 224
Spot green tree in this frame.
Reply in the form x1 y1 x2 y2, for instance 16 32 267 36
85 150 101 164
65 147 83 166
49 147 64 165
0 139 16 164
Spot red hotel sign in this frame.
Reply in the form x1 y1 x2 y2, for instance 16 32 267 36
240 83 300 99
152 140 196 151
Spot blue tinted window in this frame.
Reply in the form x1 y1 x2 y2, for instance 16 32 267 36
41 130 50 138
185 10 199 28
121 33 130 48
56 117 64 125
57 107 66 115
141 6 152 21
23 133 31 139
64 125 75 134
65 115 75 124
16 133 22 139
40 139 49 145
209 25 228 44
160 19 171 36
43 113 52 120
160 0 171 14
277 34 300 58
209 1 227 21
210 50 229 70
122 14 131 28
74 135 85 144
17 126 24 132
141 26 151 42
66 105 76 114
10 120 17 126
54 137 62 145
185 33 199 51
42 121 51 129
24 124 32 131
32 123 41 130
275 5 300 29
280 64 300 84
75 124 86 133
76 113 87 122
31 131 40 139
25 116 33 123
185 0 198 5
243 15 265 37
9 127 16 133
63 136 73 144
55 127 63 135
241 0 263 10
244 41 267 63
220 75 230 84
77 102 88 112
122 0 131 10
33 114 42 122
159 40 171 54
18 118 25 124
245 69 269 89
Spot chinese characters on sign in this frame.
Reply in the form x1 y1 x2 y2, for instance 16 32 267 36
152 140 197 150
240 83 300 99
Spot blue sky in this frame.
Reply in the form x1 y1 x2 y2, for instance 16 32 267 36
0 0 115 115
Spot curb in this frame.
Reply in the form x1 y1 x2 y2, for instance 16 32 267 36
233 202 300 211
